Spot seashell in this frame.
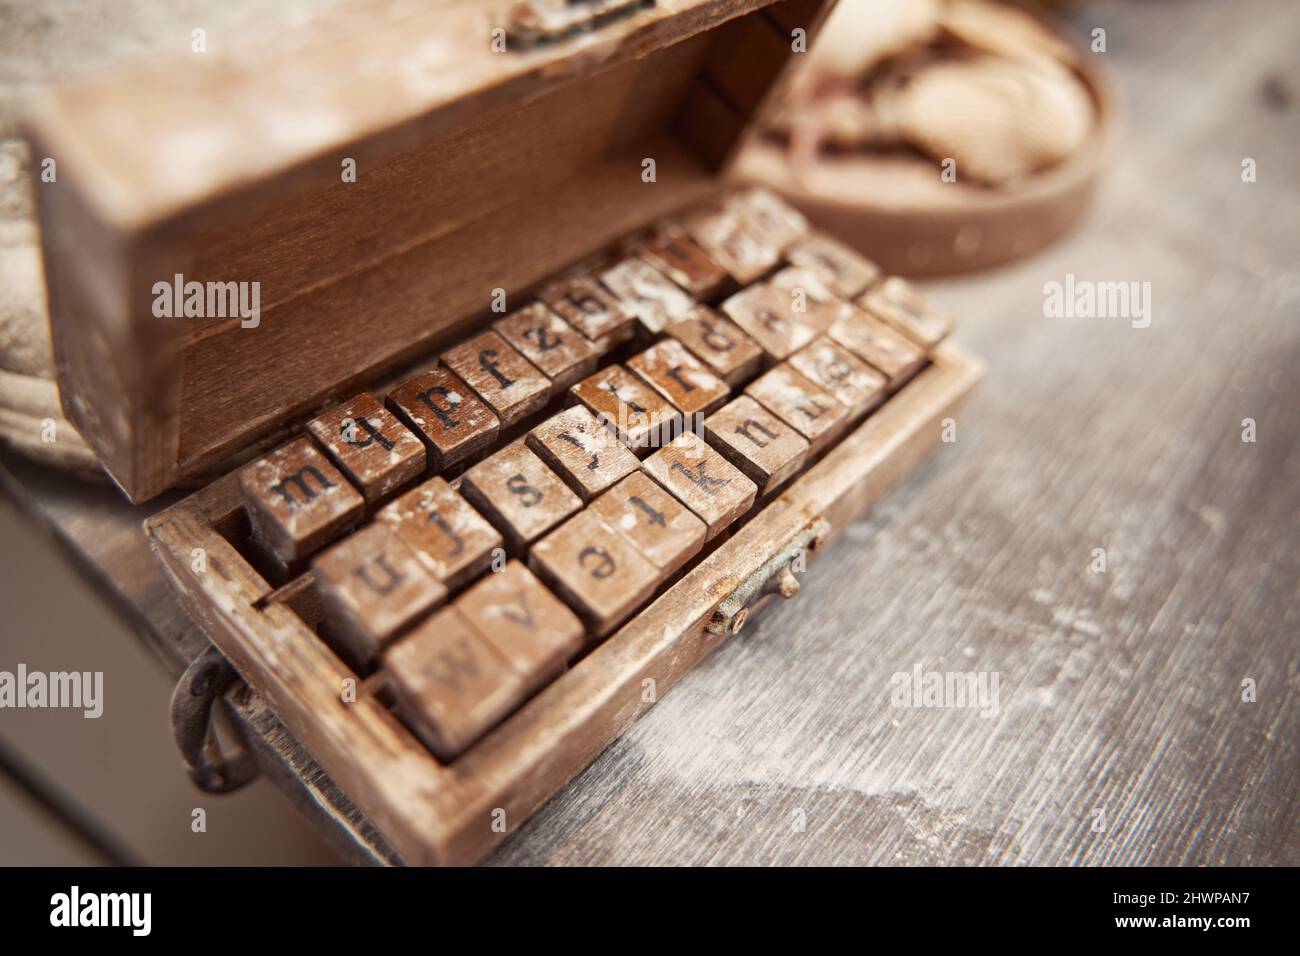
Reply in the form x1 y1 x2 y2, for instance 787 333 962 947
769 88 901 157
807 0 942 80
939 0 1080 67
810 93 898 149
890 56 1093 185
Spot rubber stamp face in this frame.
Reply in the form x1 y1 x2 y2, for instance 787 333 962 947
641 430 757 540
527 405 640 501
704 395 810 494
744 364 851 454
238 437 364 563
387 368 500 471
494 302 599 391
441 331 551 427
460 441 582 552
306 392 426 503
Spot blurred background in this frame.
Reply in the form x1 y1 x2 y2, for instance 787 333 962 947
0 496 339 864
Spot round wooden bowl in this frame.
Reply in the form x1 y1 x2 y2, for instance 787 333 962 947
0 225 102 477
735 38 1117 277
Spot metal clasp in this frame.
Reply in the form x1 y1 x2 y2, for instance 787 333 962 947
707 518 829 636
499 0 654 49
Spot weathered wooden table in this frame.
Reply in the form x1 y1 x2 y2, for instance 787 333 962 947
2 0 1296 864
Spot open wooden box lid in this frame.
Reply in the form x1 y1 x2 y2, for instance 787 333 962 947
28 0 833 502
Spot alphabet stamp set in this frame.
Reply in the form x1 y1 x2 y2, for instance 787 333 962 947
145 187 980 862
31 1 981 862
230 188 949 763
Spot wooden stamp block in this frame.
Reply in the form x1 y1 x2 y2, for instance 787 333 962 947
459 441 581 551
570 365 681 453
383 606 527 762
305 393 426 504
637 224 730 300
787 233 882 300
441 331 550 427
387 368 500 472
627 338 730 418
720 281 817 360
827 308 927 382
703 395 810 494
857 276 953 350
537 276 636 351
454 559 584 688
599 257 695 334
590 471 705 575
727 188 808 253
494 303 598 391
526 405 639 501
530 510 661 637
744 363 850 455
767 266 852 335
684 200 781 285
788 337 888 418
641 431 757 540
665 306 764 387
311 522 446 669
239 437 364 563
377 476 503 590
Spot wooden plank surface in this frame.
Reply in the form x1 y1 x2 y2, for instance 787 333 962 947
2 0 1297 865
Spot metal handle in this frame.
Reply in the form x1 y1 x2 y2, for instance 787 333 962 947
170 646 259 794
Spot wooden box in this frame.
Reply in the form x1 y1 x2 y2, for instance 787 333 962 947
30 0 982 864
